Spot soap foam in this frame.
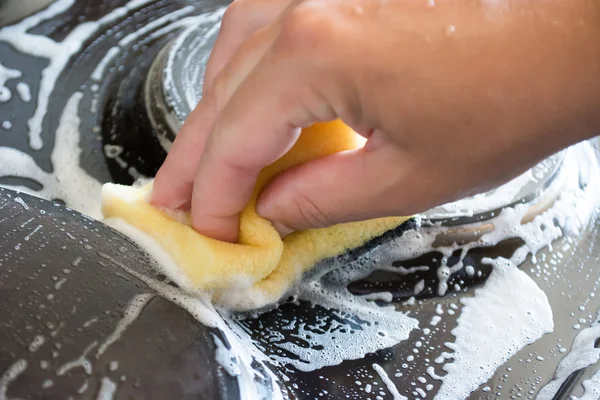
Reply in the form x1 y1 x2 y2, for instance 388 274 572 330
105 141 598 393
96 249 286 400
252 279 419 372
96 377 117 400
95 293 154 359
575 368 600 400
0 359 28 400
0 63 22 103
434 258 554 399
105 217 420 374
0 0 159 149
0 92 102 217
0 2 226 216
15 82 31 103
431 168 536 218
162 8 225 122
1 1 600 398
372 363 407 400
536 311 600 399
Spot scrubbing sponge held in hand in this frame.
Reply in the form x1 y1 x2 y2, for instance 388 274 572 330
101 121 412 310
151 0 600 245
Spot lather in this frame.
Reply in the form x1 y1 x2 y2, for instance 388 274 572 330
101 120 412 311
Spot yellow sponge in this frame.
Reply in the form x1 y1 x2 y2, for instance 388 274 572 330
101 120 411 310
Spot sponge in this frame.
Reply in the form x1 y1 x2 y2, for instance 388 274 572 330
101 120 411 310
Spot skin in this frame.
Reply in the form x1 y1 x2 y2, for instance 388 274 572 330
151 0 600 243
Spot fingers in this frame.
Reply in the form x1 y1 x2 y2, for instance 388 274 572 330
156 3 353 242
152 0 298 209
151 95 217 210
151 22 279 210
256 134 420 233
189 41 332 242
203 0 300 90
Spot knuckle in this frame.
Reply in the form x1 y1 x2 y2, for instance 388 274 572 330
204 73 228 111
221 0 245 27
293 190 334 229
277 5 335 56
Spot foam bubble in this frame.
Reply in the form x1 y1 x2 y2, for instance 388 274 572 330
0 359 28 400
0 92 102 217
96 377 117 400
537 311 600 399
0 62 22 103
16 82 31 102
435 258 553 399
372 363 407 400
575 368 600 400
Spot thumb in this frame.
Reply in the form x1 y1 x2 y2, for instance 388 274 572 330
256 137 416 234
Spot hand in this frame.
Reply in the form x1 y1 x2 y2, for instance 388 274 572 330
151 0 600 243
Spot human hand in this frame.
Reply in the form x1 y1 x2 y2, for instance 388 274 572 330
151 0 600 242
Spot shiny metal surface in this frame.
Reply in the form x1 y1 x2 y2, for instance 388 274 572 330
0 0 54 25
1 1 600 399
0 187 239 399
147 11 569 231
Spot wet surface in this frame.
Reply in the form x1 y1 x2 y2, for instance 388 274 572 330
1 1 600 399
0 188 239 399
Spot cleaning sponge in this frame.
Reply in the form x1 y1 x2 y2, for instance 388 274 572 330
101 120 411 310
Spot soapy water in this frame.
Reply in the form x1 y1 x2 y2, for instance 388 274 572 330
0 62 23 103
433 257 554 399
576 369 600 400
536 311 600 400
103 141 600 399
1 1 600 399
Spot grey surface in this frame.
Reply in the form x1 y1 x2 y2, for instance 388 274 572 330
1 0 600 399
0 187 239 399
0 0 54 25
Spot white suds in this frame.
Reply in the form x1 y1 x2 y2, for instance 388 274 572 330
0 359 27 400
24 225 42 241
362 292 394 303
430 168 536 219
271 281 419 371
0 92 102 216
13 197 28 210
373 363 407 400
414 279 425 295
213 335 241 377
95 294 154 358
28 335 45 352
91 47 120 81
537 312 600 399
96 377 117 400
15 82 31 102
78 380 89 394
436 258 553 399
1 2 599 399
574 368 600 400
0 63 22 103
97 251 283 400
57 341 97 376
0 0 157 149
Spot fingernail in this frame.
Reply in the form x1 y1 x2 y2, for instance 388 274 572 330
270 220 295 239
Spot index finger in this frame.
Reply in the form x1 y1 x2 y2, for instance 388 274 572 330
190 49 325 242
151 19 280 211
203 0 299 89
